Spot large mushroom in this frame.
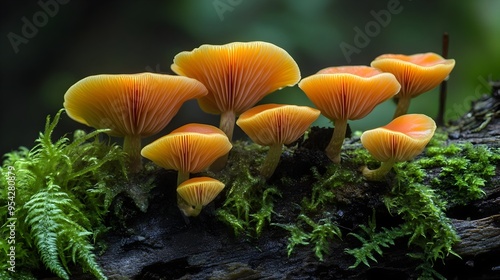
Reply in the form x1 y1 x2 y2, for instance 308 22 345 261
370 52 455 119
171 41 301 169
140 123 232 185
63 73 207 173
236 104 320 179
176 177 225 217
298 66 401 163
360 114 436 181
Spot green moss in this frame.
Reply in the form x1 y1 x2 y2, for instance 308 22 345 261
0 109 127 280
215 141 281 237
345 211 406 268
275 163 357 260
346 132 498 278
417 139 499 206
303 164 362 211
275 213 342 261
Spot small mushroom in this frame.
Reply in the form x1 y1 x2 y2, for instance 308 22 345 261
298 66 401 163
140 123 232 185
360 114 436 181
236 104 320 179
176 177 225 217
63 73 207 173
370 52 456 118
171 41 301 169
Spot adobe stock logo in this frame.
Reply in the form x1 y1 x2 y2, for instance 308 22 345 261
212 0 244 21
340 0 404 63
7 0 70 54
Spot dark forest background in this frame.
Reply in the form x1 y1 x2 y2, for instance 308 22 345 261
1 0 499 156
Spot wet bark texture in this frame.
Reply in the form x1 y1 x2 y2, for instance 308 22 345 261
92 90 500 280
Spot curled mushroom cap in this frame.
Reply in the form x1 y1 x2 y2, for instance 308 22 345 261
140 123 232 185
236 104 320 178
370 52 455 118
64 73 207 137
298 66 401 163
63 73 208 172
360 114 436 181
176 177 225 217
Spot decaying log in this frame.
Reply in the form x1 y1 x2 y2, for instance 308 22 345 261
452 214 500 256
93 87 500 280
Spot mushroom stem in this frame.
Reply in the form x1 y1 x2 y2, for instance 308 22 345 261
210 110 236 171
177 171 190 186
260 143 283 179
362 159 396 181
123 135 142 173
393 96 411 119
325 119 348 163
177 194 202 217
220 110 236 141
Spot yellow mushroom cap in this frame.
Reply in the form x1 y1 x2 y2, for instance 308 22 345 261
63 73 208 137
171 41 301 115
176 177 225 208
236 104 320 146
140 123 232 173
360 114 436 162
298 66 400 121
370 53 455 98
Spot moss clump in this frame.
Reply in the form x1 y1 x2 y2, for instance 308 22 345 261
345 211 406 268
276 213 342 261
419 142 499 206
215 141 281 237
0 109 127 280
276 164 360 260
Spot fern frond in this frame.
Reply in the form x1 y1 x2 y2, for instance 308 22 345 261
24 184 72 279
24 181 106 280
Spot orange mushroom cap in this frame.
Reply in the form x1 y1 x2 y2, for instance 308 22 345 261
360 114 436 162
140 123 232 173
171 41 301 116
298 66 401 121
63 73 208 137
370 52 455 98
236 104 320 146
177 177 225 208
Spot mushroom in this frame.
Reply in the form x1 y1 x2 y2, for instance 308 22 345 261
370 52 456 119
140 123 232 185
171 41 301 169
298 66 401 163
63 73 207 173
236 104 320 179
360 114 436 181
176 176 225 217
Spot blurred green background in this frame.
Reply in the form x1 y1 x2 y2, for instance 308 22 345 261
1 0 499 156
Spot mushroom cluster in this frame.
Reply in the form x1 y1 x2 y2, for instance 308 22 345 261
62 42 454 217
171 41 301 170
